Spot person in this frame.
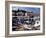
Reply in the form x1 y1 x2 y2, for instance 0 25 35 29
16 11 24 24
29 15 35 25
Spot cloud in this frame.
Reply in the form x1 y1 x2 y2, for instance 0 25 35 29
12 7 40 14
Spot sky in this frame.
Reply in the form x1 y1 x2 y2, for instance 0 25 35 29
12 7 40 14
